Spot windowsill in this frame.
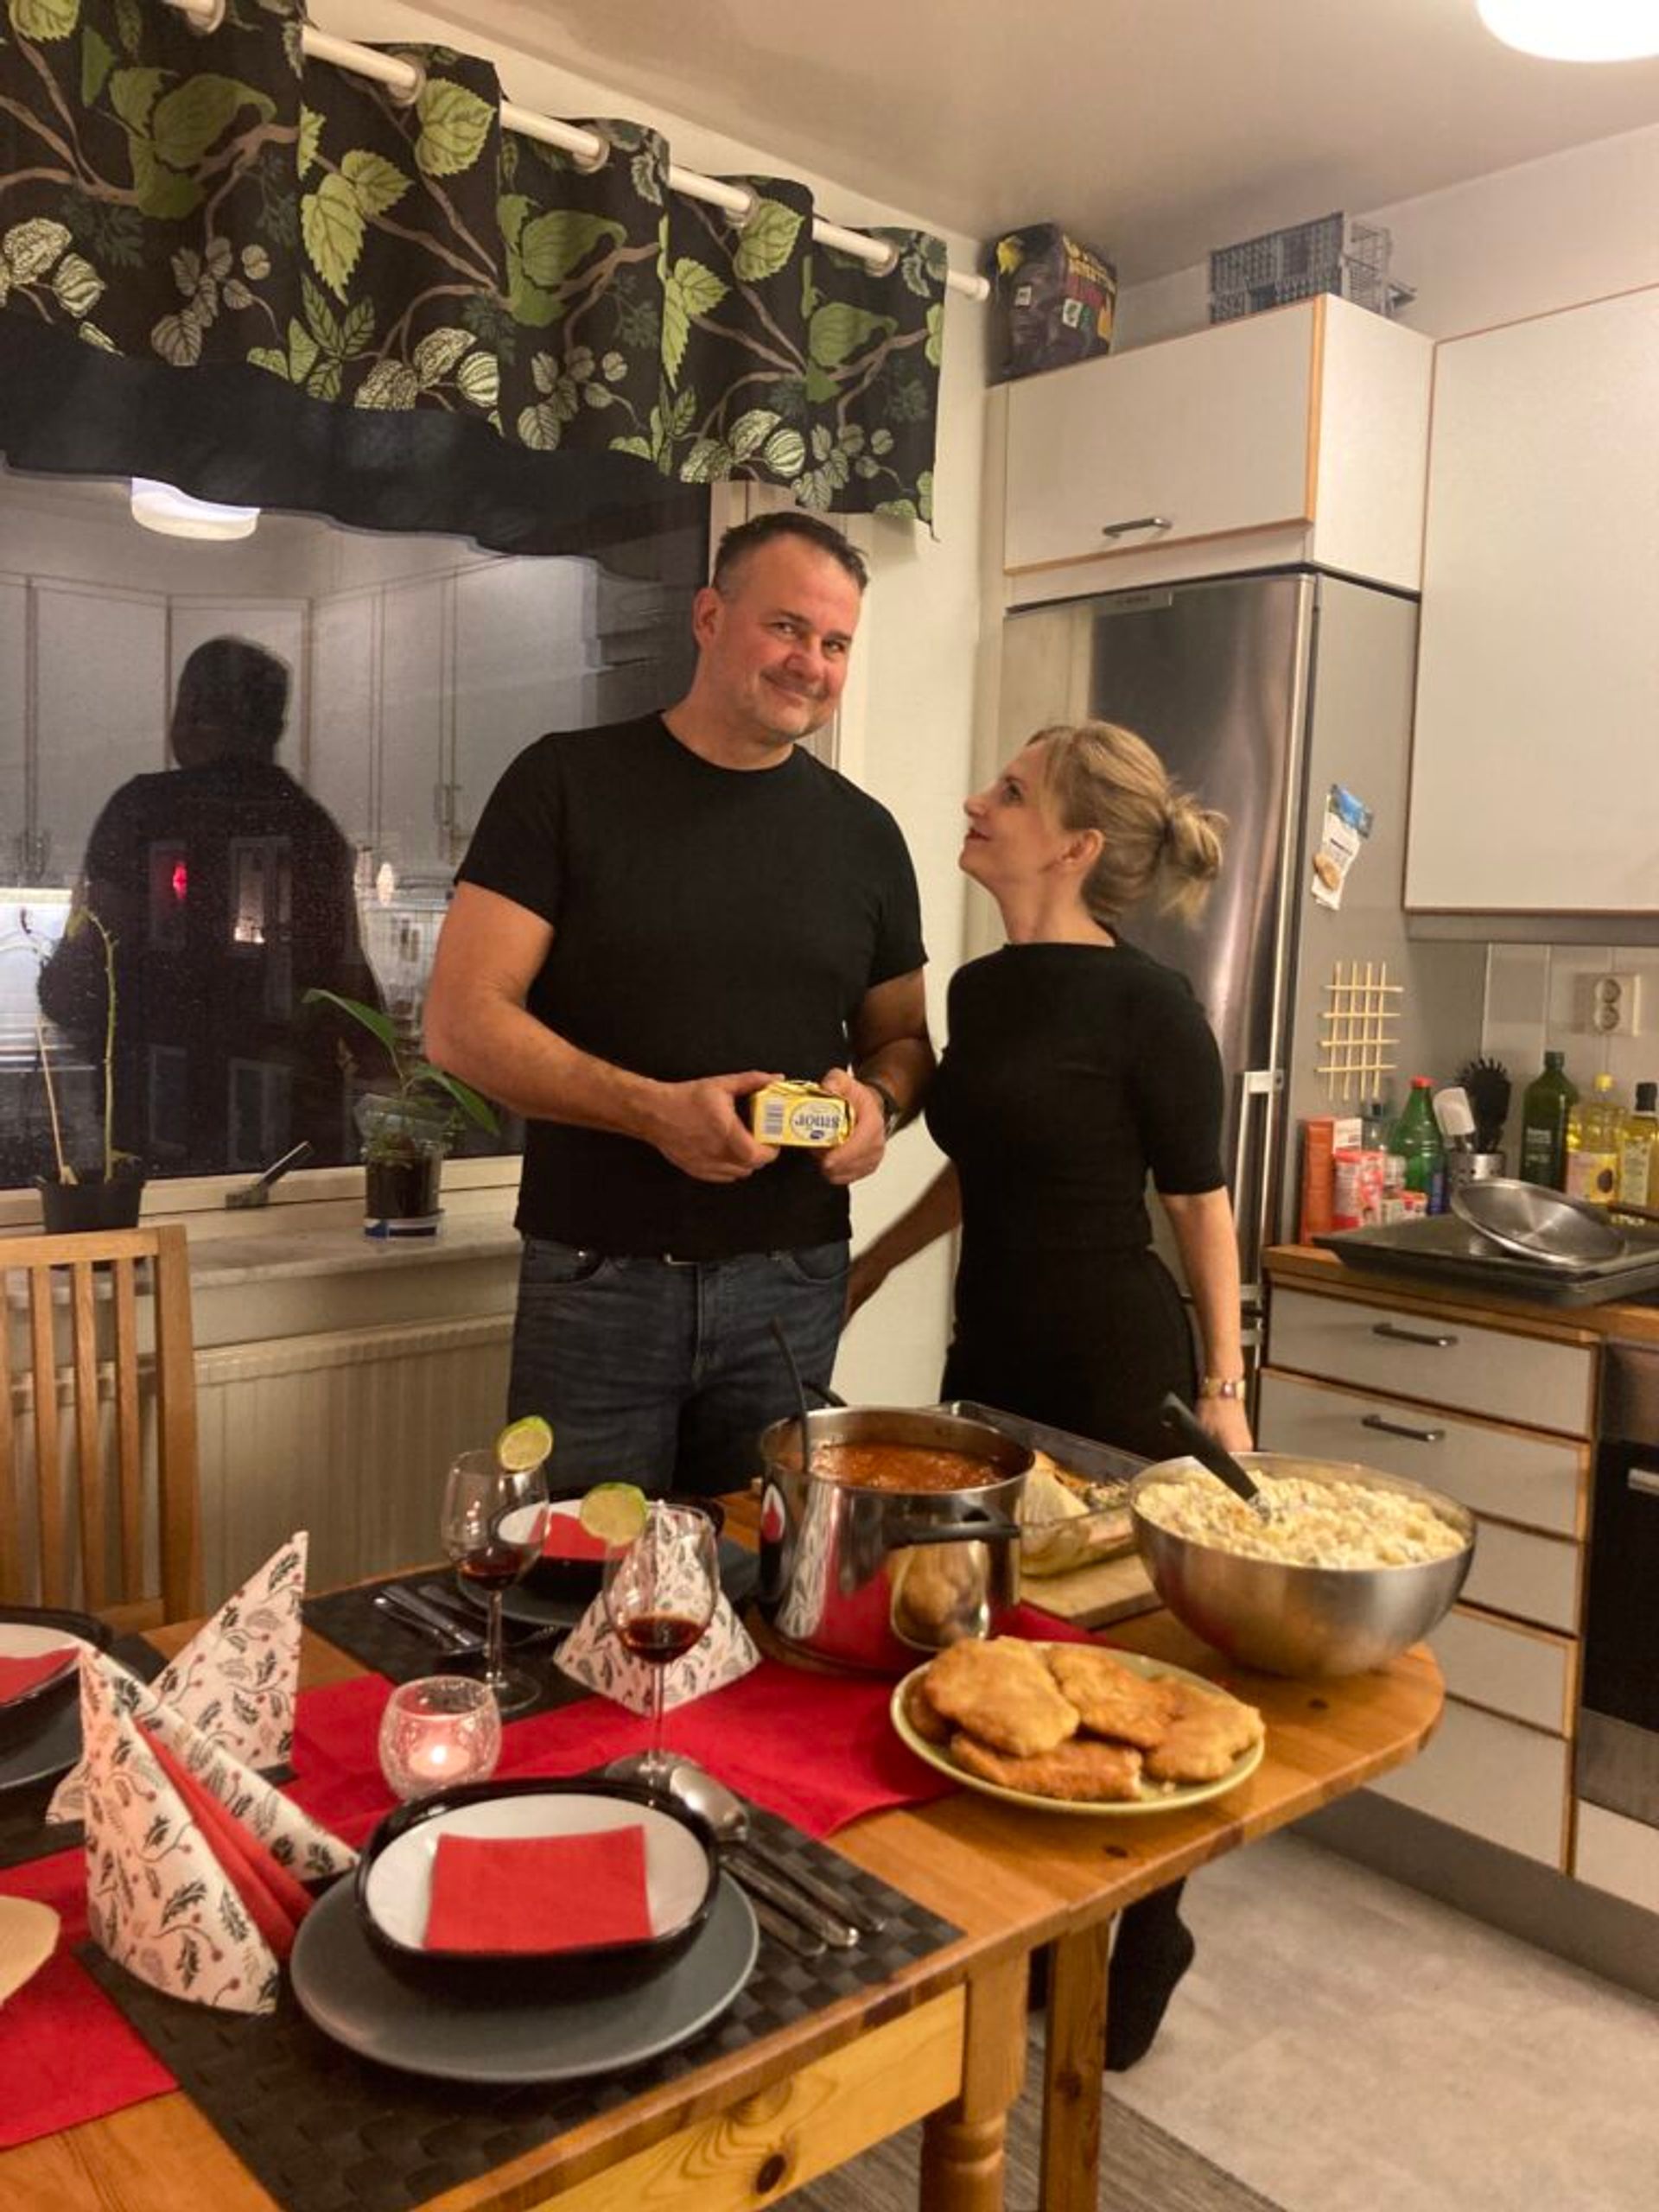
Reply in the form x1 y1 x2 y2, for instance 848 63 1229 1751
0 1154 522 1274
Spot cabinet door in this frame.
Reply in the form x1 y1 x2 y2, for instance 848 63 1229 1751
1003 302 1318 576
0 580 24 880
452 559 595 844
308 591 377 851
378 575 449 880
1407 285 1659 912
168 601 308 779
35 585 168 886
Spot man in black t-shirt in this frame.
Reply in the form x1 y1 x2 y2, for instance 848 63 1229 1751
425 513 933 1495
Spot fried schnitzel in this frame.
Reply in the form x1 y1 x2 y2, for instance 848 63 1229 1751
923 1636 1079 1757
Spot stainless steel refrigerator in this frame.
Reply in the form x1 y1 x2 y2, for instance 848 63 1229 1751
992 569 1484 1350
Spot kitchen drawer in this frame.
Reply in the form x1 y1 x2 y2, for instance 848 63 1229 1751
1461 1519 1580 1634
1429 1605 1573 1735
1368 1699 1568 1866
1257 1371 1585 1537
1268 1286 1595 1436
1573 1802 1659 1914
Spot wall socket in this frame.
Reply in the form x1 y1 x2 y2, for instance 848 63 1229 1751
1586 972 1642 1036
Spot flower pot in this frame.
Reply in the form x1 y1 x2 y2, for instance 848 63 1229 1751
364 1146 444 1237
35 1172 146 1235
356 1093 452 1238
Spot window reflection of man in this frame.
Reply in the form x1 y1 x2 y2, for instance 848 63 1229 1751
39 636 379 1176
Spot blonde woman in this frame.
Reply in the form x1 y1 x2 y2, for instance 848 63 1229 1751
849 720 1251 2069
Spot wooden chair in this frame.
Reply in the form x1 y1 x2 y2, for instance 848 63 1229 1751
0 1221 201 1630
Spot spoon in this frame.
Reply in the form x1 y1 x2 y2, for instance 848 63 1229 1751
1157 1392 1274 1524
769 1316 815 1477
658 1760 882 1941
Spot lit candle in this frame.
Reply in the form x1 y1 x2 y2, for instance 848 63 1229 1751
378 1676 501 1802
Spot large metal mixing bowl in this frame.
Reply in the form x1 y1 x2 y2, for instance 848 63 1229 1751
1129 1452 1475 1678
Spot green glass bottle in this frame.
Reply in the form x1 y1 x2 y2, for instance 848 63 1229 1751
1519 1051 1576 1191
1389 1077 1446 1214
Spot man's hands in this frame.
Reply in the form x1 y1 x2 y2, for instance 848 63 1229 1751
816 1067 892 1186
643 1071 781 1183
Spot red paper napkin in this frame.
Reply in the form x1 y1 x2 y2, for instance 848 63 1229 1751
0 1647 78 1703
422 1825 652 1952
543 1513 608 1563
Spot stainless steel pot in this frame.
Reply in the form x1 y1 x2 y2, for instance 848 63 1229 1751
756 1406 1032 1674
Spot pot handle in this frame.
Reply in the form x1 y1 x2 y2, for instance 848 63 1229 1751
884 1510 1020 1549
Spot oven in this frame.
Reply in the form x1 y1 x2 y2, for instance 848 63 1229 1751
1577 1342 1659 1829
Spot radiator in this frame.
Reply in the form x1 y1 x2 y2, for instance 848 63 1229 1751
195 1315 512 1599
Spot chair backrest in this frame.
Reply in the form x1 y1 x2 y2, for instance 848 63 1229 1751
0 1221 200 1629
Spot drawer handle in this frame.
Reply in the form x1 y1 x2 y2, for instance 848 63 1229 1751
1100 515 1173 538
1371 1322 1458 1349
1362 1413 1446 1445
1629 1467 1659 1499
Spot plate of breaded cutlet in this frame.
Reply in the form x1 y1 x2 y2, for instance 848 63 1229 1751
892 1636 1266 1814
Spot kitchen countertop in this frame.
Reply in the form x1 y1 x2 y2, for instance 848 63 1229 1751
1266 1243 1659 1349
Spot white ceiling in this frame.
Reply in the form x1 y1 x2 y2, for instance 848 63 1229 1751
420 0 1659 283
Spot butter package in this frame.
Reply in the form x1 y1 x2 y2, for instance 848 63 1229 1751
747 1080 850 1147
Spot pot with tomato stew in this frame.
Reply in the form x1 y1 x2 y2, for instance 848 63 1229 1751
756 1407 1032 1673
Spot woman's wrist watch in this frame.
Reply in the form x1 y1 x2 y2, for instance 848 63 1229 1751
861 1076 904 1140
1197 1375 1247 1401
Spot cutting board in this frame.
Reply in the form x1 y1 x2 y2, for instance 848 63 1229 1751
1022 1548 1159 1628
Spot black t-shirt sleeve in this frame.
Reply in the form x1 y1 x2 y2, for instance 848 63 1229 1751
454 737 564 926
864 802 927 987
1128 969 1227 1195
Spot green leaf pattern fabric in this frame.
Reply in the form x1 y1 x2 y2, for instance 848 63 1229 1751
0 0 944 518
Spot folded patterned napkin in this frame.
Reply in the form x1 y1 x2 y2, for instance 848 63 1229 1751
49 1532 308 1823
78 1646 355 2013
0 1649 78 1704
558 1591 759 1715
423 1826 652 1953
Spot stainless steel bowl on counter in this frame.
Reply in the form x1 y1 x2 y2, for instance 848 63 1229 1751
1128 1452 1475 1678
756 1406 1032 1674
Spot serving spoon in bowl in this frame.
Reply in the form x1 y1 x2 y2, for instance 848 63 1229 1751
1157 1392 1276 1525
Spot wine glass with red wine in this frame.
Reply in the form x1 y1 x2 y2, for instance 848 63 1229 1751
440 1448 550 1714
601 1502 721 1790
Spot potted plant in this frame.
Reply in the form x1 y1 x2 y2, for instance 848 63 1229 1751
302 990 498 1236
23 906 147 1233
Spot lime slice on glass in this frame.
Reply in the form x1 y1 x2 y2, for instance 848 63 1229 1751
578 1481 649 1547
495 1414 553 1473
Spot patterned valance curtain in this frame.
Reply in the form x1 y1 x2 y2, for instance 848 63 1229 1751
0 0 947 550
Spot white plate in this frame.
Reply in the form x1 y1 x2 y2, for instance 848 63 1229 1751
890 1644 1265 1816
293 1872 758 2084
361 1789 712 1952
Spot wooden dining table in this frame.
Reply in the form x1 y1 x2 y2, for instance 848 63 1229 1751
0 1579 1442 2212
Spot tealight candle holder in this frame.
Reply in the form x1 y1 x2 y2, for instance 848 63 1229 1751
378 1675 502 1802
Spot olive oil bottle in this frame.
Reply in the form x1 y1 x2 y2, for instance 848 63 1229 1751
1565 1071 1622 1205
1618 1081 1658 1209
1519 1051 1576 1190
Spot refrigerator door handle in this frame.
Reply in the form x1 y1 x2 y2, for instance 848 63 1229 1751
1233 1068 1280 1307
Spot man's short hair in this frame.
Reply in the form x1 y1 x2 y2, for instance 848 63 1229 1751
176 636 291 754
711 512 868 596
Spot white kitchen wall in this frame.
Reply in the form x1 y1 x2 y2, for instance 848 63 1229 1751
318 1 991 1404
1116 118 1659 348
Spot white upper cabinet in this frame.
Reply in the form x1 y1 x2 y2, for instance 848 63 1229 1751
1001 296 1433 601
1406 285 1659 916
34 584 168 884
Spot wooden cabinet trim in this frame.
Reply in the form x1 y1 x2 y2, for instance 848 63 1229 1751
1004 512 1312 582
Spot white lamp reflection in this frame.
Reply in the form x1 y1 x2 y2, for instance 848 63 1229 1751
130 478 260 541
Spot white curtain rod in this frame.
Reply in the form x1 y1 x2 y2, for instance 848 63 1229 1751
162 0 990 302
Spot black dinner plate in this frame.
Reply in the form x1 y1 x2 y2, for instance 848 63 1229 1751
0 1605 112 1788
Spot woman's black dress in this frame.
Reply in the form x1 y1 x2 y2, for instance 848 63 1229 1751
925 938 1226 1459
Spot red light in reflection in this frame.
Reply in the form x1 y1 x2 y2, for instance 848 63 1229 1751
171 861 188 902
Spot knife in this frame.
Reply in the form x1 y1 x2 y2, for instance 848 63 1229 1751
735 1844 888 1938
725 1848 860 1949
374 1586 480 1653
416 1582 569 1649
743 1890 826 1961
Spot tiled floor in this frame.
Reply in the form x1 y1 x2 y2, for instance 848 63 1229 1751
1110 1831 1659 2212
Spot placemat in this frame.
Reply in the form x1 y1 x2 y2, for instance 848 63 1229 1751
301 1573 592 1713
0 1634 168 1871
80 1808 963 2212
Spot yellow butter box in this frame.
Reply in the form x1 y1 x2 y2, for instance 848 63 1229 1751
747 1080 850 1147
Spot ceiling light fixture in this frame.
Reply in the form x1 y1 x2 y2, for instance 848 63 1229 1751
130 478 260 540
1477 0 1659 61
